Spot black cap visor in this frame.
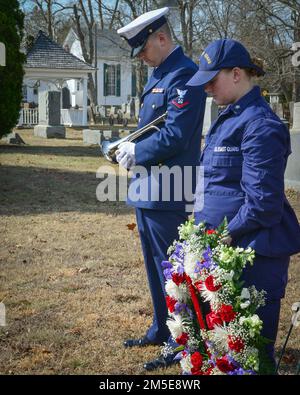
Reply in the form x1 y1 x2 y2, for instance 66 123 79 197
130 39 147 58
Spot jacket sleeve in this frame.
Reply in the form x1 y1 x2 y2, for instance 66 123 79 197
135 73 206 167
227 118 289 240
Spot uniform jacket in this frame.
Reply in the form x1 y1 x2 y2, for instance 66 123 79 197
127 46 207 211
194 85 300 257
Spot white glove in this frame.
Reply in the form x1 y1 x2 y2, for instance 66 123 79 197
116 142 136 169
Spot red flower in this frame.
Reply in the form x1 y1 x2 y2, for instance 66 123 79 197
176 332 189 345
206 311 223 329
166 296 177 313
206 229 216 235
191 365 213 375
194 280 203 292
191 351 203 369
216 356 235 373
204 275 221 292
228 336 245 353
191 367 202 375
184 273 192 283
171 272 185 286
203 366 214 375
218 304 236 322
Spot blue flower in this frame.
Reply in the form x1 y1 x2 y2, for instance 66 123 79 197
170 243 184 263
174 302 193 318
195 246 216 273
176 263 185 274
161 260 172 269
228 368 256 375
163 268 174 280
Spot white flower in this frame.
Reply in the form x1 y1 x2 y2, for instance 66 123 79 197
249 314 261 325
180 354 192 374
239 314 263 337
210 325 229 351
222 270 234 281
240 300 251 309
218 249 232 264
199 283 219 305
165 279 188 302
166 315 184 339
184 251 201 280
241 288 250 300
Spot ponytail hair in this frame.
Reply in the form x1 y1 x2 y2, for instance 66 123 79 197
244 57 265 77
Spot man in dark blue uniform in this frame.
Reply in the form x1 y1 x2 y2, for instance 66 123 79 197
187 38 300 370
116 7 206 370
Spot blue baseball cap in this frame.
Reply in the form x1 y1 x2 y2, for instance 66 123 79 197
117 7 169 58
187 39 265 86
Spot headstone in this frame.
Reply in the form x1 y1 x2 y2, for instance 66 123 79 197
34 91 65 138
134 97 140 119
202 97 218 135
62 87 71 109
0 42 5 66
83 129 102 145
285 102 300 191
0 302 5 327
102 130 119 140
290 102 300 133
270 102 284 118
4 132 26 145
130 98 136 118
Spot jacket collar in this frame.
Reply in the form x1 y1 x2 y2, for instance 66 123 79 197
153 46 183 78
142 46 184 97
224 85 262 116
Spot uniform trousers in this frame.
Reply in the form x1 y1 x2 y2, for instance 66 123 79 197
135 207 189 345
240 254 290 366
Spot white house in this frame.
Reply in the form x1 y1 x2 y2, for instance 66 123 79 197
63 28 149 109
21 30 95 126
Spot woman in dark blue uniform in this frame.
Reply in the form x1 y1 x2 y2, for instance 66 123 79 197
187 38 300 369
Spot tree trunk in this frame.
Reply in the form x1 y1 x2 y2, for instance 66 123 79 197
292 10 300 102
88 73 97 124
136 59 145 102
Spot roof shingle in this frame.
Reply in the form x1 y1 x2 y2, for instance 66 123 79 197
26 30 95 70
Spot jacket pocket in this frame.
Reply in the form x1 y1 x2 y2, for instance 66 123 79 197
210 154 243 184
150 93 165 110
211 155 243 167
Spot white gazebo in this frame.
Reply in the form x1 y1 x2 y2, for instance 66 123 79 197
23 31 95 126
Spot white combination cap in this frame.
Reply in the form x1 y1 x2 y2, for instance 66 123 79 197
117 7 169 58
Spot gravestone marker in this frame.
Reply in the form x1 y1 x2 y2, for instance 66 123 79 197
285 102 300 191
34 91 66 138
0 42 5 66
203 97 218 135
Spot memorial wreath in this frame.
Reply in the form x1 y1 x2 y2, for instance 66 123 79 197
162 219 273 375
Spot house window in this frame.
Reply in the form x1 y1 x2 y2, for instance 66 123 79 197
77 81 80 91
103 64 120 96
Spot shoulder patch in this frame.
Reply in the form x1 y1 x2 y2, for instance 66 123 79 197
172 100 189 108
172 88 189 108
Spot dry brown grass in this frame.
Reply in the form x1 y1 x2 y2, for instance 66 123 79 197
0 129 299 375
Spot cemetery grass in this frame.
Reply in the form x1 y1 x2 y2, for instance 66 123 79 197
0 129 299 375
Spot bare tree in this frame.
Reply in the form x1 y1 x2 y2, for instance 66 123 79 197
24 0 73 40
73 0 97 122
249 0 300 103
115 0 156 100
71 0 125 122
